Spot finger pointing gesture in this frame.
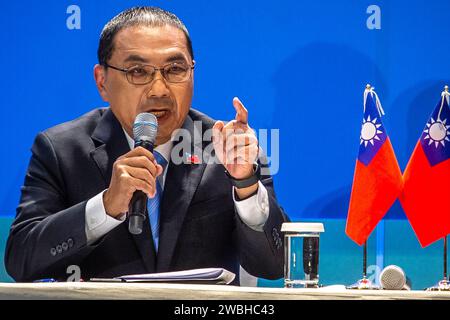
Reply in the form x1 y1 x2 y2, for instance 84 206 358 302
233 97 248 125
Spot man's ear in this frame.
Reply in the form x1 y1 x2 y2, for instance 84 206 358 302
94 64 109 102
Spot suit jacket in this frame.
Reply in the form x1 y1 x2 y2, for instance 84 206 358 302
5 108 288 283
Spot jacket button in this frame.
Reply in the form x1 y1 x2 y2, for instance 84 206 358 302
56 245 63 254
67 238 74 248
50 248 57 256
277 239 282 247
62 242 68 251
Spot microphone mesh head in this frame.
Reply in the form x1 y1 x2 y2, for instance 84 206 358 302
379 265 406 290
133 113 158 143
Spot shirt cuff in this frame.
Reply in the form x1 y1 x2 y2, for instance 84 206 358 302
85 190 126 245
232 181 269 232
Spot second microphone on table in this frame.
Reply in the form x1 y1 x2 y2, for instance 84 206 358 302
379 265 411 290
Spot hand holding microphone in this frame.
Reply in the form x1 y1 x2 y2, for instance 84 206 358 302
103 113 162 234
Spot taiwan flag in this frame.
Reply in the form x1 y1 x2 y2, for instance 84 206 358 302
346 86 403 245
400 90 450 247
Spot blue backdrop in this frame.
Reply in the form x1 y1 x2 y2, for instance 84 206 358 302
1 1 449 226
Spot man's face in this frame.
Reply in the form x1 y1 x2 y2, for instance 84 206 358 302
94 25 194 146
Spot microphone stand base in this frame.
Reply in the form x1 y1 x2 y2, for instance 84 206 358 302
346 278 380 290
426 279 450 291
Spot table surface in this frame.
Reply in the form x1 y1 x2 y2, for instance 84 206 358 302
0 282 450 300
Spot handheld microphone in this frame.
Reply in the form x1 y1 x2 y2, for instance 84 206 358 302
128 113 158 235
379 265 411 290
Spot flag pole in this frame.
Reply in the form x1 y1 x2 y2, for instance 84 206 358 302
427 235 450 291
443 84 448 287
347 239 379 290
363 240 367 279
442 85 450 284
444 235 448 281
443 85 448 285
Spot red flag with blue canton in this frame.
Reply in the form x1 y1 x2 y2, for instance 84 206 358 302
400 89 450 247
346 86 403 245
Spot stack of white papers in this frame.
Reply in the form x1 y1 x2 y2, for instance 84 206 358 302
115 268 236 285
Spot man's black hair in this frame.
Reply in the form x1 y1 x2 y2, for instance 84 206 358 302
97 6 194 66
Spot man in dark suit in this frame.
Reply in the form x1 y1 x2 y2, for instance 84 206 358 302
5 6 288 284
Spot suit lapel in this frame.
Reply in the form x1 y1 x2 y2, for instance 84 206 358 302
89 108 157 272
156 114 209 272
90 108 130 186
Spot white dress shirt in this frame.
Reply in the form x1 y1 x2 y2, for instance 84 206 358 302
85 129 269 245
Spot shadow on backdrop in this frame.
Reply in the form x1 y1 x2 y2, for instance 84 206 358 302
270 42 388 220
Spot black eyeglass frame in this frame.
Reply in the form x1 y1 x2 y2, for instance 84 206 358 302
103 61 195 85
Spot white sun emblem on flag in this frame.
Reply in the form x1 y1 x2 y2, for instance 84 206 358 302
360 115 383 147
423 117 450 148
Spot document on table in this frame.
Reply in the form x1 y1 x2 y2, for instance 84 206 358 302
91 268 236 285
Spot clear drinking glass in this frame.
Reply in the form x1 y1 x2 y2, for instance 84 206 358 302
281 223 325 288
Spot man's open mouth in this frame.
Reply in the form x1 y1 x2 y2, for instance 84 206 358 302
149 110 169 120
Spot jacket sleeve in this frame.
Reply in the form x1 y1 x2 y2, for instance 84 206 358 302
4 132 99 282
234 155 290 280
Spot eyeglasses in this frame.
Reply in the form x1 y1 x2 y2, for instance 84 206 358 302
104 61 195 85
